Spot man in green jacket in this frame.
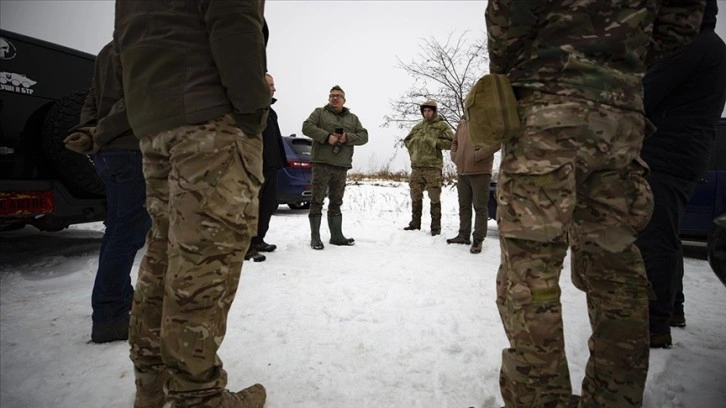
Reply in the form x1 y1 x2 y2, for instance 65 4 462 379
302 85 368 250
403 99 453 236
486 1 705 407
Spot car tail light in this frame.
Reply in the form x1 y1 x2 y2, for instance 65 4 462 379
0 191 55 216
287 160 312 169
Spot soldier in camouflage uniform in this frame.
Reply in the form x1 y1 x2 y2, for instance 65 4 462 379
115 1 269 407
403 99 454 236
486 1 705 407
302 85 369 250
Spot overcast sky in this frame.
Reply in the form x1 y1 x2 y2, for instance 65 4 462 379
2 1 725 172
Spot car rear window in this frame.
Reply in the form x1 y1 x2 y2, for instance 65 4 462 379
290 139 312 156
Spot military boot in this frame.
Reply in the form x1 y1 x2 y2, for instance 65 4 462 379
404 200 422 230
133 369 168 408
430 202 442 236
309 215 324 250
219 384 266 408
328 214 355 246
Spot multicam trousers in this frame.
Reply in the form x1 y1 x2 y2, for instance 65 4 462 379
309 162 348 217
496 94 653 407
409 166 443 203
130 114 263 407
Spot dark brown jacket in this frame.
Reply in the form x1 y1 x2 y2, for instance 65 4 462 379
114 0 269 137
78 41 137 151
451 120 498 176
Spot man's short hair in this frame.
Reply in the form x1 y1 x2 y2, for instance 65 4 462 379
330 85 345 98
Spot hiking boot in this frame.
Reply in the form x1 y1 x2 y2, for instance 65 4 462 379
669 313 686 328
255 240 277 253
219 384 266 408
470 238 483 254
403 224 420 231
431 229 441 236
244 247 266 262
91 315 130 343
650 332 673 349
500 395 579 408
446 235 471 245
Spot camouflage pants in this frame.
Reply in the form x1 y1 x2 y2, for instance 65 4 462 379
309 162 348 217
496 94 653 408
130 114 263 407
409 166 442 203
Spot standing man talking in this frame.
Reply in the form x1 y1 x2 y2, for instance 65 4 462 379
302 85 368 250
114 1 269 407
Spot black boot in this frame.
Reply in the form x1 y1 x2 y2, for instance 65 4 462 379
309 215 324 250
404 200 422 230
431 202 441 236
328 214 355 246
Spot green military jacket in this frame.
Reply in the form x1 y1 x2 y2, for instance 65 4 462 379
302 105 368 169
486 0 705 111
404 115 453 169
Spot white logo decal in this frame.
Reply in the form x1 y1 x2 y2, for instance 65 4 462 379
0 72 37 95
0 38 17 60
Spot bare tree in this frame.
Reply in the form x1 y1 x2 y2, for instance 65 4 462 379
383 31 489 147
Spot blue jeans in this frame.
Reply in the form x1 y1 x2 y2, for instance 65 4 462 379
91 149 150 325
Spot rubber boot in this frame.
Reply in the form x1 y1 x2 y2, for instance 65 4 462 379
328 214 355 246
309 215 324 250
431 202 441 236
404 200 422 230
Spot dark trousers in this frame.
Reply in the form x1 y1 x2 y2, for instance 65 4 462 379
636 171 696 335
91 149 150 325
253 169 278 244
456 173 492 241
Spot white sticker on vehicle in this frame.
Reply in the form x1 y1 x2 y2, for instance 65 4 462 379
0 71 37 95
0 38 17 60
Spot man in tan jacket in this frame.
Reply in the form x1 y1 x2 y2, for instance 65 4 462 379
446 118 498 253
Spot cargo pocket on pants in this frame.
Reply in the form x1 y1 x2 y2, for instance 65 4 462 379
626 157 653 232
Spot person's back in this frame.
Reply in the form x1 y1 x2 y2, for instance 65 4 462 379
486 1 705 407
488 1 704 111
115 0 269 138
115 1 269 407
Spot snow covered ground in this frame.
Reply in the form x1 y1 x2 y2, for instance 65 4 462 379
1 181 724 408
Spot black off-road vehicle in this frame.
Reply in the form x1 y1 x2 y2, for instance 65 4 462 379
0 29 105 231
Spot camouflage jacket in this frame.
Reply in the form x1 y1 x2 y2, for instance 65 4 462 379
486 0 705 111
404 114 453 169
302 105 369 169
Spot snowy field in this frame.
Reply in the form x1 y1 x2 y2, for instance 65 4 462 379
1 180 724 408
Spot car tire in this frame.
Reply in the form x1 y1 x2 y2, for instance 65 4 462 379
288 202 311 210
40 89 106 197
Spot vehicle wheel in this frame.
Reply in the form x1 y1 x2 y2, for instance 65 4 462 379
40 89 105 197
288 202 311 210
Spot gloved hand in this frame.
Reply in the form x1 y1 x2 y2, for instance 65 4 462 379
63 127 97 155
